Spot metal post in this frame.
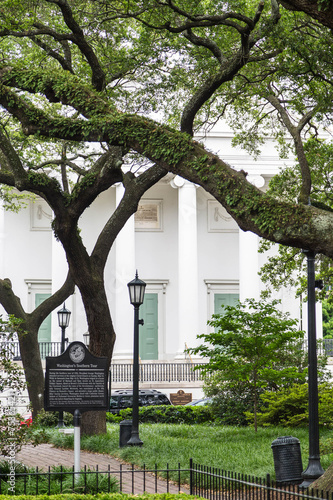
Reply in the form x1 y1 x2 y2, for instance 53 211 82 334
301 250 324 487
61 326 66 353
73 409 81 484
57 326 67 428
127 305 143 446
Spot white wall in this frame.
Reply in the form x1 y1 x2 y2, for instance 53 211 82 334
0 122 319 362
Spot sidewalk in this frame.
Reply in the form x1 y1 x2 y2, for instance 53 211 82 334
16 443 190 495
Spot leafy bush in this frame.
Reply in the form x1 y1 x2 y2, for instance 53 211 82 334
33 409 73 427
208 383 263 426
106 405 214 424
247 383 333 427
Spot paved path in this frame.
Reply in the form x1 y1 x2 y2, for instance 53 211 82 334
16 443 190 495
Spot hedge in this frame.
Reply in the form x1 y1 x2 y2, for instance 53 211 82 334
106 405 214 424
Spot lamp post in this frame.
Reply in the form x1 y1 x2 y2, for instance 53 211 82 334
127 271 146 446
57 303 71 427
301 250 324 487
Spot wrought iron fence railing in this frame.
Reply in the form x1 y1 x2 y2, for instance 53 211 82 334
0 341 64 360
3 339 333 380
0 341 205 382
110 362 206 383
1 460 332 499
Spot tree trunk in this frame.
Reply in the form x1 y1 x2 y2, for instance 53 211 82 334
81 411 107 435
18 328 45 419
253 377 258 433
75 277 115 435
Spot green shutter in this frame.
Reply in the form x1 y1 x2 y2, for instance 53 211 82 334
35 293 52 343
139 293 158 360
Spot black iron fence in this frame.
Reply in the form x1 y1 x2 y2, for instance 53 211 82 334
189 460 329 500
1 460 332 499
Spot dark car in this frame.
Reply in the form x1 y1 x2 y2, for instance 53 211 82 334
109 389 172 414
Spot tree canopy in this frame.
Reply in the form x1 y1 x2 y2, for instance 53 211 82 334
1 0 333 430
1 0 333 254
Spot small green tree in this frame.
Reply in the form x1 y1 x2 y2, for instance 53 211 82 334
188 298 319 431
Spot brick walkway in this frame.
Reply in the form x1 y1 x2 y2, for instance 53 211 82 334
16 443 190 495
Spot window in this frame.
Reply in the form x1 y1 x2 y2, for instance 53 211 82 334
204 280 239 330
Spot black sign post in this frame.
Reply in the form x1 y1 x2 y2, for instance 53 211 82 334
44 341 108 478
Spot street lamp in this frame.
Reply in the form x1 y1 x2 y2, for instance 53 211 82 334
127 271 146 446
57 303 71 427
300 250 324 487
57 303 71 353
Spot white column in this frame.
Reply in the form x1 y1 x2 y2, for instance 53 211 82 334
239 230 260 302
0 202 5 317
238 175 265 303
172 176 199 358
0 201 4 278
113 183 136 360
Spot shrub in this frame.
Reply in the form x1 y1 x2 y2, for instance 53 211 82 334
106 405 214 425
33 409 73 427
208 384 262 426
247 382 333 427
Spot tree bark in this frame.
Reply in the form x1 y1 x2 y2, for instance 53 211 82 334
0 276 75 419
280 0 333 31
18 327 45 418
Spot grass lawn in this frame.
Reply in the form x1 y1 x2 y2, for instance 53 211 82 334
36 423 333 481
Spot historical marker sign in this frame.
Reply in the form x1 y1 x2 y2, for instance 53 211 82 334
170 390 192 405
44 341 108 413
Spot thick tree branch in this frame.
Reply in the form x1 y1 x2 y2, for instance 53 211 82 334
44 0 106 91
149 0 258 32
1 67 333 257
184 29 225 64
280 0 333 31
180 2 266 135
29 35 74 73
0 127 27 185
0 27 72 40
265 91 313 203
29 272 75 330
0 279 26 320
0 65 113 118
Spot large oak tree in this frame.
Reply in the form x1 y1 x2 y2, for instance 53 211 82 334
1 0 333 432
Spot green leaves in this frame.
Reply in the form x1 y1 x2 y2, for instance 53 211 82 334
251 382 333 427
187 297 314 430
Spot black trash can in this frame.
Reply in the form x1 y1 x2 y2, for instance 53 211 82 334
271 436 303 484
119 420 132 448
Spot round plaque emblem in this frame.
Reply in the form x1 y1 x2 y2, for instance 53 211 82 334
69 343 85 363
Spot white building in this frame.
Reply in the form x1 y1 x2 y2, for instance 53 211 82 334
0 123 323 401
